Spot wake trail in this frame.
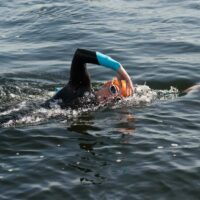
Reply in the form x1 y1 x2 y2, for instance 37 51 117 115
0 80 179 127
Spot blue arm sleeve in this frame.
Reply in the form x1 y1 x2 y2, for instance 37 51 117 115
96 52 121 71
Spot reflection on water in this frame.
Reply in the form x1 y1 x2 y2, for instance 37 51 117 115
73 141 106 185
114 112 136 135
65 109 136 185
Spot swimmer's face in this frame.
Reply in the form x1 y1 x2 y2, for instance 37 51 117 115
95 81 122 102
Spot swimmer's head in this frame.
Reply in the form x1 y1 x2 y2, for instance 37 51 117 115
95 78 131 102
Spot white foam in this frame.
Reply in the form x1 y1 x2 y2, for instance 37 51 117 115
0 101 27 116
126 85 179 106
1 84 179 127
2 103 99 127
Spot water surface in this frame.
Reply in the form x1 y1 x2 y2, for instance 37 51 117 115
0 0 200 199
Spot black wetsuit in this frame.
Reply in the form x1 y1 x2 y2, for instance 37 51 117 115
44 49 100 109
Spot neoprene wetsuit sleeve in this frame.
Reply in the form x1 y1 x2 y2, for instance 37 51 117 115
69 49 99 89
69 48 121 88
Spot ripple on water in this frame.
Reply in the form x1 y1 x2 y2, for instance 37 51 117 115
0 0 200 199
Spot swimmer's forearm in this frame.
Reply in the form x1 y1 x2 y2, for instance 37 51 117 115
96 52 121 71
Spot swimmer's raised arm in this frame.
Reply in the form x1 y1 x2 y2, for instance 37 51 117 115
96 51 134 96
69 49 134 96
44 49 134 108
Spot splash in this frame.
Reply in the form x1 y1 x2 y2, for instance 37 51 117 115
0 80 179 127
0 81 100 127
110 84 179 109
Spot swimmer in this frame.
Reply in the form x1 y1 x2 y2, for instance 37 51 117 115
44 49 134 108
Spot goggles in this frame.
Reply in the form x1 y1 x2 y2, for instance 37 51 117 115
109 84 119 95
104 78 130 97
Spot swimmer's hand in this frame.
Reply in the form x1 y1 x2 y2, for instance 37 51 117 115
116 65 134 96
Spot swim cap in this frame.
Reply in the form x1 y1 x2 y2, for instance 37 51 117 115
106 78 130 97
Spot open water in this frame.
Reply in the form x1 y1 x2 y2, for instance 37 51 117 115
0 0 200 199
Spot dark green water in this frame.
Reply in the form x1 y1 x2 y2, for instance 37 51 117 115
0 0 199 199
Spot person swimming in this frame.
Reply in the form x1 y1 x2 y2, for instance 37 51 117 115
43 49 134 109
